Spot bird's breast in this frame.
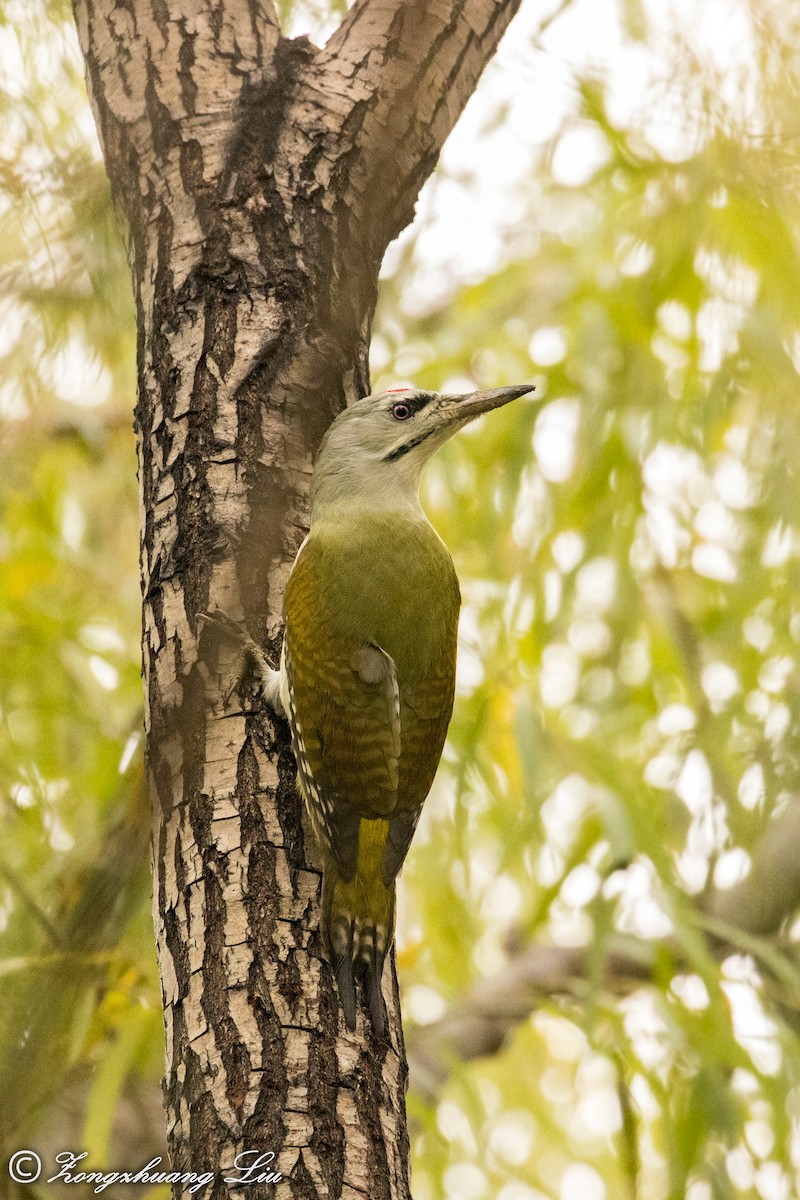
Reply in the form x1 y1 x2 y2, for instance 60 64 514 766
287 512 461 680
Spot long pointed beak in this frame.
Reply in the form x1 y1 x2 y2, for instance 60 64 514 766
439 383 536 422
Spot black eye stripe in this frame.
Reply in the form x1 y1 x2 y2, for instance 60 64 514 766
388 391 431 416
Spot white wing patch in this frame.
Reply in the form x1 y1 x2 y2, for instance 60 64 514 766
351 645 389 685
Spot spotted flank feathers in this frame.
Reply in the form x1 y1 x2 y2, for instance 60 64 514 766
284 644 334 859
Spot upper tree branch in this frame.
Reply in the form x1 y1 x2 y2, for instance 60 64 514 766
240 0 529 399
311 0 526 259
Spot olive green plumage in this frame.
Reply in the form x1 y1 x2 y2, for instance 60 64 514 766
284 514 459 1030
278 382 534 1032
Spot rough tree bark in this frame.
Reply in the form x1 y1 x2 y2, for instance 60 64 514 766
71 1 525 1195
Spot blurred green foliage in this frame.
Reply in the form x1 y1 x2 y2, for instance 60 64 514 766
3 0 800 1197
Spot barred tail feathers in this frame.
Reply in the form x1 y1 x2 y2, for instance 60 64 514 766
322 817 395 1035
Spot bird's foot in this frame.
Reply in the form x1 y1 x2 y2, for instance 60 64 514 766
198 609 284 716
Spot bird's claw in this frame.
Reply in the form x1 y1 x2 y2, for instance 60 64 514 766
197 608 247 645
199 609 277 667
198 609 281 711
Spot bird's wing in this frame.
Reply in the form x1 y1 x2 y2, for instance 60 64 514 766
284 552 401 878
381 655 457 885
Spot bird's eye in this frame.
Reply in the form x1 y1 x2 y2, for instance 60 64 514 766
391 401 413 421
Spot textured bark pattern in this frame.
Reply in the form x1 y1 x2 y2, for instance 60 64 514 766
72 1 524 1195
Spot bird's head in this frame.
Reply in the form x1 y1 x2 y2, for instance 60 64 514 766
311 383 535 518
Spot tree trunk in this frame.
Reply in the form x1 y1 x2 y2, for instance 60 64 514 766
72 1 524 1194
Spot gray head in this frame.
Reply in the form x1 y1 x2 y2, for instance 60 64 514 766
310 383 535 519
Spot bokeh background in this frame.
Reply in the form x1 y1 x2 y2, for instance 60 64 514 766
2 0 800 1197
